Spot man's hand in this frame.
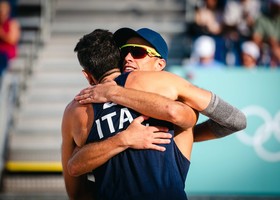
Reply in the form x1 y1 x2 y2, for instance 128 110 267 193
75 81 117 104
121 116 172 152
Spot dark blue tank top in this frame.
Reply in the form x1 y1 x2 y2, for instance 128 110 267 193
86 72 190 200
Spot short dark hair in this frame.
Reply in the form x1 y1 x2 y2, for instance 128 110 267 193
74 29 120 82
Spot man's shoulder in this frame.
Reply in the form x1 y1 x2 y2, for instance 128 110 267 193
62 99 94 146
64 99 93 117
128 71 186 87
65 99 79 111
129 70 172 78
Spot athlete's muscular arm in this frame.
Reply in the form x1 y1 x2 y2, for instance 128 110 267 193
76 80 198 130
75 71 246 141
75 72 210 112
67 116 171 176
193 121 216 142
128 71 246 140
61 101 92 200
63 100 172 178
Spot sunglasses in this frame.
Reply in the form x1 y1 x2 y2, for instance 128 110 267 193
120 44 161 59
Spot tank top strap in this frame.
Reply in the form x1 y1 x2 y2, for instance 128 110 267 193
114 72 131 86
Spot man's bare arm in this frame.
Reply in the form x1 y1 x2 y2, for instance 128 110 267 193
67 115 171 176
75 71 246 141
61 103 92 200
75 82 197 130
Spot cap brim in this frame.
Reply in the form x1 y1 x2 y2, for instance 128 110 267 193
113 28 141 48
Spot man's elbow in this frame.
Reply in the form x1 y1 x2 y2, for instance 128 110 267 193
166 103 195 128
67 162 80 177
165 104 182 124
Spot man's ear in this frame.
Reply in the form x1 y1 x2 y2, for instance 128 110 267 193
82 70 96 85
156 58 166 71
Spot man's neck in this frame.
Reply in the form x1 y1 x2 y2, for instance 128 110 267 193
99 69 121 83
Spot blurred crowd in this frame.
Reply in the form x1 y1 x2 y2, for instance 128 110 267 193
184 0 280 69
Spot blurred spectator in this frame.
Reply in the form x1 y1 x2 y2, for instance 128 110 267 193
187 0 227 65
222 0 261 66
184 35 225 69
0 0 20 76
223 0 261 40
252 0 280 67
191 0 225 36
241 40 260 68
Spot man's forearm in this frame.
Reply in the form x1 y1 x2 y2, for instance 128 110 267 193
65 174 91 200
67 133 128 177
108 86 172 119
108 86 197 129
67 115 172 177
193 121 217 142
201 93 247 135
180 84 212 112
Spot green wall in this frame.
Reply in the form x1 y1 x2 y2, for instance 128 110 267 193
168 67 280 196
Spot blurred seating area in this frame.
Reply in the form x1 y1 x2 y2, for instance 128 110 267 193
182 0 280 69
0 0 55 141
0 0 57 193
7 0 55 80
